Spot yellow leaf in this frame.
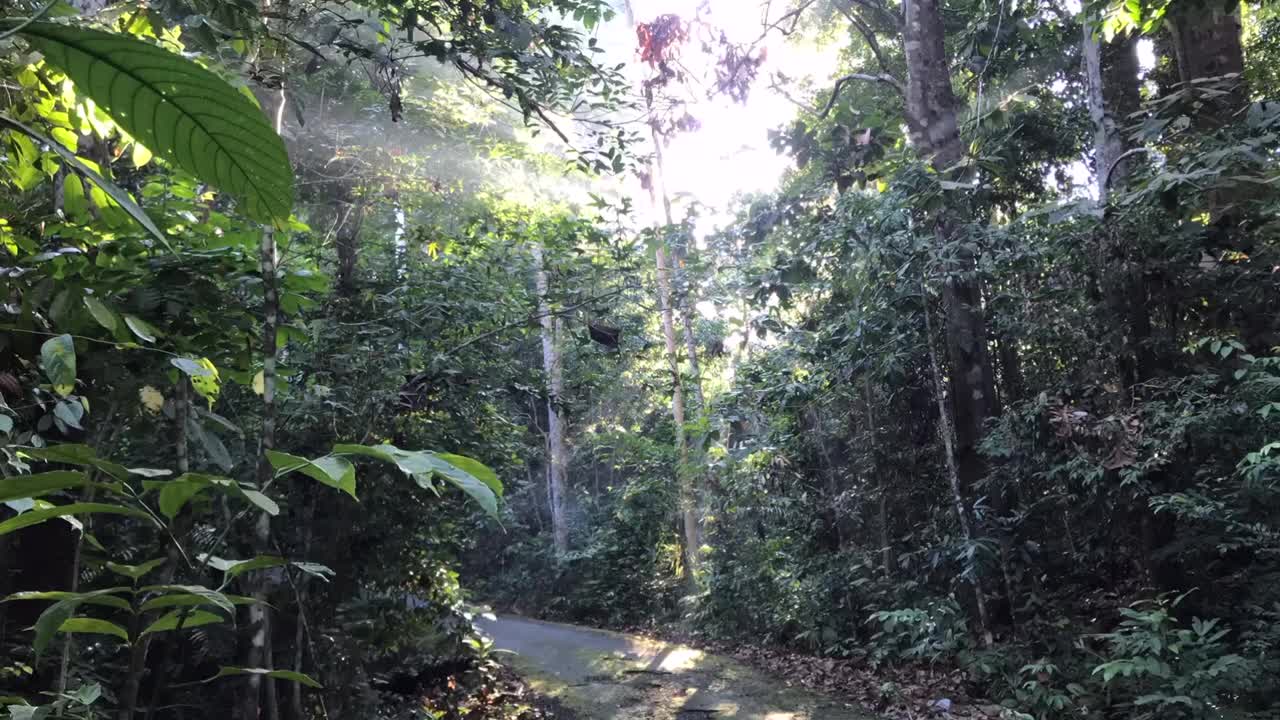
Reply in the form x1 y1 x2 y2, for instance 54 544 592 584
252 370 265 396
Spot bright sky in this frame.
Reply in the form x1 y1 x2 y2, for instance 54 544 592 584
597 0 840 229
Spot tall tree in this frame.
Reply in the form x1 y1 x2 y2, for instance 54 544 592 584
533 242 570 556
901 0 996 639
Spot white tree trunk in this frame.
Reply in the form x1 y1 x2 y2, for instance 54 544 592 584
532 242 569 556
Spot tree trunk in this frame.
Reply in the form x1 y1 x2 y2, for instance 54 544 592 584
902 0 997 497
924 293 994 646
656 244 699 577
648 123 700 579
243 85 286 720
334 195 365 297
532 242 569 556
1167 1 1247 127
1083 22 1141 200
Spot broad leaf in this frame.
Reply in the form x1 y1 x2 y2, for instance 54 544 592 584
0 502 153 536
0 471 85 502
123 314 160 343
82 295 118 332
266 450 356 499
141 609 224 635
19 444 130 480
12 22 294 223
333 444 499 518
59 617 129 642
139 587 251 614
437 453 503 497
32 588 131 657
5 589 130 611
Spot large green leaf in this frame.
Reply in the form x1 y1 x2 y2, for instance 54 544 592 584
0 471 85 502
266 450 356 499
437 453 503 498
0 502 152 536
13 22 293 223
332 444 500 518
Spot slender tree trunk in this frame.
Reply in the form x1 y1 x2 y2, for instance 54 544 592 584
244 84 286 720
532 243 569 555
655 244 699 576
924 293 994 646
648 125 700 578
334 195 365 297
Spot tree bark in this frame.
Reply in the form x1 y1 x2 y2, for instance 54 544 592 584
1083 22 1141 200
334 194 365 297
902 0 997 496
924 293 994 646
532 243 569 556
243 85 286 720
1167 1 1247 127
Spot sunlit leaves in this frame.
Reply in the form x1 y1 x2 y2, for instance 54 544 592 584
10 22 294 224
332 444 502 518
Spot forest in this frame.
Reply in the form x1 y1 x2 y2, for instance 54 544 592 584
0 0 1278 718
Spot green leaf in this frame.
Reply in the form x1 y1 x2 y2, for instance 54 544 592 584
71 682 101 706
39 334 75 396
141 609 224 635
0 114 167 245
10 22 294 223
59 617 129 642
0 502 153 536
240 488 279 516
428 456 499 519
266 451 356 499
156 476 211 518
123 314 160 343
437 453 502 497
0 471 85 502
31 588 131 657
4 589 130 611
105 557 166 581
53 400 84 430
82 295 118 332
18 444 129 480
202 554 286 580
332 444 498 517
138 586 242 615
208 667 322 688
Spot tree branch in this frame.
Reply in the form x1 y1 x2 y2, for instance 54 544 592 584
819 72 904 119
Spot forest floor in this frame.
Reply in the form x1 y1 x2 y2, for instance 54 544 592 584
478 615 875 719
